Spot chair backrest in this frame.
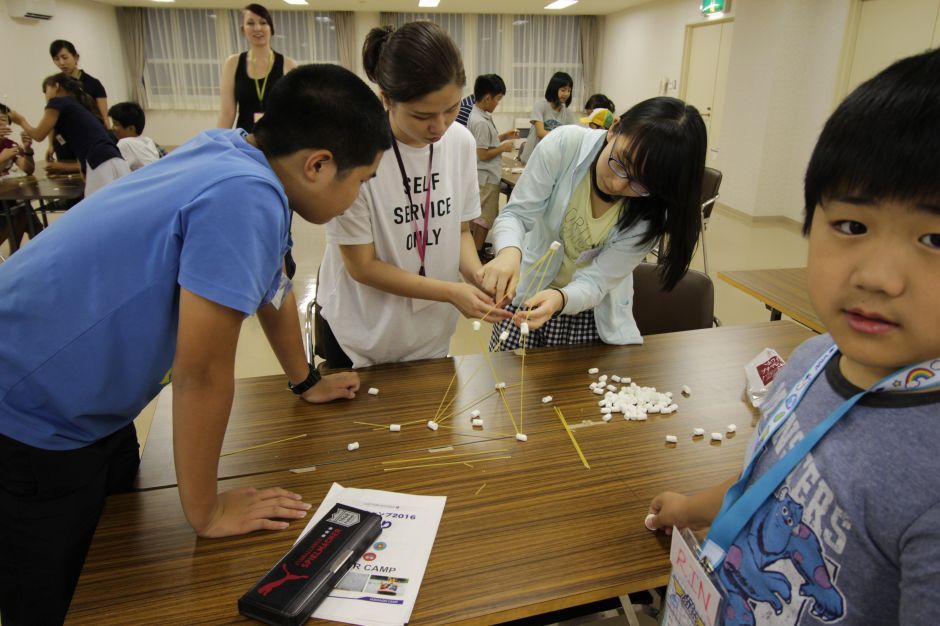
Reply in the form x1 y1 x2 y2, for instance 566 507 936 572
632 262 714 335
701 167 723 220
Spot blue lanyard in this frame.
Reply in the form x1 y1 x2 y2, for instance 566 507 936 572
700 347 940 571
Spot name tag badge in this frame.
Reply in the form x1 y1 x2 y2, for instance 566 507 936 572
575 246 603 265
253 112 265 124
662 527 725 626
271 273 292 310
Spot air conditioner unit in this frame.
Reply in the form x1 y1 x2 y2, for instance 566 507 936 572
7 0 55 20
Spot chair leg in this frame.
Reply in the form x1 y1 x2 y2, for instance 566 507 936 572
701 226 708 276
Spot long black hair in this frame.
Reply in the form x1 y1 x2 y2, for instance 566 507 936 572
603 96 706 290
42 73 104 126
363 21 465 103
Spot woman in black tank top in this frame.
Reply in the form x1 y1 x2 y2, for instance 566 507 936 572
218 4 297 131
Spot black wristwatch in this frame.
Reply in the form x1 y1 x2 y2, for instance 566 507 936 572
288 363 321 395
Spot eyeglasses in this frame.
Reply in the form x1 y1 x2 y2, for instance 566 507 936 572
607 135 651 197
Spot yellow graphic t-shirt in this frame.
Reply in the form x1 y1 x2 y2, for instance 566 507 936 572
550 174 622 288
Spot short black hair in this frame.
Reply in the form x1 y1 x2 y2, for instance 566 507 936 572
49 39 78 58
607 97 706 291
585 93 615 113
253 64 392 174
544 71 573 107
363 21 465 103
473 74 506 101
242 4 274 36
803 48 940 234
108 102 146 134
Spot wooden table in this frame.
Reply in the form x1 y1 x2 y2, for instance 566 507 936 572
0 173 83 252
70 322 813 625
501 153 523 194
718 268 825 333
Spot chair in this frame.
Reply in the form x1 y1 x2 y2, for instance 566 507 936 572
632 261 715 335
699 167 723 275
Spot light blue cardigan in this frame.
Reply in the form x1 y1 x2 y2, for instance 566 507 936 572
491 125 654 345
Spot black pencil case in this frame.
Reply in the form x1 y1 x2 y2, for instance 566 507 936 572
238 503 383 626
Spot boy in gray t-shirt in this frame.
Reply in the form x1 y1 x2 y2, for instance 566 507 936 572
647 48 940 624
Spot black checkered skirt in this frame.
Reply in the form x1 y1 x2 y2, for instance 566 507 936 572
489 305 602 351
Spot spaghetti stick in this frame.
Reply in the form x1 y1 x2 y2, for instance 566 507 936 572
474 244 556 323
433 358 490 423
354 421 387 429
475 483 487 495
431 369 461 422
220 433 307 457
554 406 591 469
382 448 509 464
436 383 517 426
437 423 516 438
496 387 520 435
519 331 527 432
382 456 511 472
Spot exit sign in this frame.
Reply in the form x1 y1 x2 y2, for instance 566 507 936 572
701 0 727 16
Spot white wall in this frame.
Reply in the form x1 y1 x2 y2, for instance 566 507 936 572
0 0 127 155
600 0 851 223
599 0 711 113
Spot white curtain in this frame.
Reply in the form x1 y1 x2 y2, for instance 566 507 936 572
333 11 357 72
117 8 148 108
142 8 339 110
507 14 584 113
579 15 601 102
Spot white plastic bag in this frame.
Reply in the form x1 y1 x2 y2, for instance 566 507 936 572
745 348 786 407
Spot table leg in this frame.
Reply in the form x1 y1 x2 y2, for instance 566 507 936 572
2 200 22 254
765 304 782 322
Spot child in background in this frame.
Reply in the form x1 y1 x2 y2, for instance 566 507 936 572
467 74 518 261
10 74 129 196
583 93 615 115
647 49 940 624
0 64 388 625
580 108 614 130
519 71 575 164
0 103 35 178
481 97 706 350
108 102 161 171
315 21 511 369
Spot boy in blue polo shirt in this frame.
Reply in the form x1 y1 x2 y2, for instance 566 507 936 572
0 64 391 625
646 50 940 624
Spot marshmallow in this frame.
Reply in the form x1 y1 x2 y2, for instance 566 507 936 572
665 435 678 444
549 240 561 251
681 385 692 397
347 442 359 451
520 322 529 336
602 414 612 422
588 367 599 374
515 433 528 441
600 407 612 415
470 409 481 418
499 330 510 342
611 375 621 383
389 424 401 432
472 320 481 331
368 387 379 396
607 384 617 392
471 418 484 427
427 421 439 431
599 374 608 382
542 395 553 403
645 513 657 531
727 424 737 433
495 381 507 389
693 428 705 437
711 432 723 441
593 388 605 395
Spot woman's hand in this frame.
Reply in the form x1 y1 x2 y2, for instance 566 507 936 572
479 247 521 307
449 283 512 323
7 110 24 127
513 289 563 331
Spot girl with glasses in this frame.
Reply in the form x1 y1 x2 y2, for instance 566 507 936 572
480 96 706 350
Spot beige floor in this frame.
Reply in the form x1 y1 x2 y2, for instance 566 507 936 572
0 203 811 450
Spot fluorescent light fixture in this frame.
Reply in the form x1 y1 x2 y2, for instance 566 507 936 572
282 0 308 4
419 0 440 6
150 0 175 4
545 0 577 9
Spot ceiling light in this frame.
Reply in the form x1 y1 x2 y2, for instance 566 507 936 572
545 0 578 8
282 0 308 4
418 0 441 6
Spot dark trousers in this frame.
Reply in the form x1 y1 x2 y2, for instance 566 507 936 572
0 423 140 625
314 302 353 369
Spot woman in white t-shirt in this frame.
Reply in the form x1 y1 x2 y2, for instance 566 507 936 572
315 21 511 368
519 71 575 164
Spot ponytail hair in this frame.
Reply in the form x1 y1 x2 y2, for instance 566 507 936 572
42 73 104 126
362 21 465 103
